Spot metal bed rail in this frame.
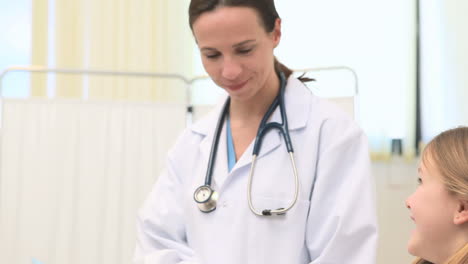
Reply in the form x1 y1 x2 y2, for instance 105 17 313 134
0 65 359 126
0 65 358 96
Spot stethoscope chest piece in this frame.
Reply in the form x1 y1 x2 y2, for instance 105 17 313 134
194 185 219 213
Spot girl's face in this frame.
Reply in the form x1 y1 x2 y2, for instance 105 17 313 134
405 155 463 263
192 6 281 103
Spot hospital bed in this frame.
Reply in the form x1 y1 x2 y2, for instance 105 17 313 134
0 65 357 264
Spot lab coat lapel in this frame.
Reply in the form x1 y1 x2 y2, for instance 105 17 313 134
233 113 282 171
192 98 229 189
210 124 229 188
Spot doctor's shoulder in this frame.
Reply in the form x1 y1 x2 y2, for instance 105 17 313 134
308 94 369 146
166 104 220 161
162 124 204 166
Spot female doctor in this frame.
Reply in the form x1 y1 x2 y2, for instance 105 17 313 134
134 0 378 263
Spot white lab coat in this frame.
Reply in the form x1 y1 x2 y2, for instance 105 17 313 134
134 76 378 264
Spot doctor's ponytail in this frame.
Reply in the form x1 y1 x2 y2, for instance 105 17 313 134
274 57 314 83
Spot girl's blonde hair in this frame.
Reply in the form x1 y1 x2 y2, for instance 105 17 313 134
414 127 468 264
422 126 468 201
412 243 468 264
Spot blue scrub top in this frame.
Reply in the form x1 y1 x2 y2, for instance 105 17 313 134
226 114 236 172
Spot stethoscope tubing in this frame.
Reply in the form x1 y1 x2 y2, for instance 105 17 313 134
196 71 299 216
247 152 299 216
204 98 230 186
247 72 299 216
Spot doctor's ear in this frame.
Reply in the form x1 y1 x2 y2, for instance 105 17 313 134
454 200 468 225
272 18 282 47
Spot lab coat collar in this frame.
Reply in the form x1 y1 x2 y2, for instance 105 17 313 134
191 76 310 173
191 76 309 135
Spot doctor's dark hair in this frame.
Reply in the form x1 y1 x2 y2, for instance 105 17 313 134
188 0 314 82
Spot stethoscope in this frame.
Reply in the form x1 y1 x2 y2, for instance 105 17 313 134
193 72 299 216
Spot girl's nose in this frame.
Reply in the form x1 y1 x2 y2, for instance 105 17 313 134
405 195 412 209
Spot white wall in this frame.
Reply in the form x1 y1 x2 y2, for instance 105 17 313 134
421 1 468 141
191 0 417 155
373 159 418 264
273 0 417 155
442 1 468 128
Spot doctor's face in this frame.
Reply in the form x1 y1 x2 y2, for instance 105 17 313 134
192 7 281 102
405 155 461 263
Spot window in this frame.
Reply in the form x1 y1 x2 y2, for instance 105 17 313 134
0 0 32 98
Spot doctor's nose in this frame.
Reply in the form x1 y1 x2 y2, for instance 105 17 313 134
221 58 242 80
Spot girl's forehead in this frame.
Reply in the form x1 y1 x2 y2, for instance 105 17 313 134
419 153 446 186
420 149 436 172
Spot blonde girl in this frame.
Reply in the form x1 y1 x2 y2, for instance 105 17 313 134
406 127 468 264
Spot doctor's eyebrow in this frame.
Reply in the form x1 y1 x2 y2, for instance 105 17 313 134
200 39 256 51
232 39 256 48
200 47 217 52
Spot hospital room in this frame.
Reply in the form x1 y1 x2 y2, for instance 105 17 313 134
1 0 467 263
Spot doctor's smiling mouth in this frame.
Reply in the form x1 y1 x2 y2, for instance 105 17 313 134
225 79 249 91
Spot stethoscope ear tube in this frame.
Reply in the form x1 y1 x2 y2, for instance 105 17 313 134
204 99 230 186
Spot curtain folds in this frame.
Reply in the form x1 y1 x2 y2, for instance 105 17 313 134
0 99 186 264
32 0 194 102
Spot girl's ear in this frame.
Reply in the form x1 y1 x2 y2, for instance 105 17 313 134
454 200 468 225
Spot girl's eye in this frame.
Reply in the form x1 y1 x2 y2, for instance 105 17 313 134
417 177 422 185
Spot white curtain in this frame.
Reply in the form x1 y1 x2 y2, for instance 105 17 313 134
0 99 186 264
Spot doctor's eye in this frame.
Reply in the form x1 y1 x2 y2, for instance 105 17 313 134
205 53 221 59
236 47 254 55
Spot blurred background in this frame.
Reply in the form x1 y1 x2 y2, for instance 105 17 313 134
0 0 467 263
